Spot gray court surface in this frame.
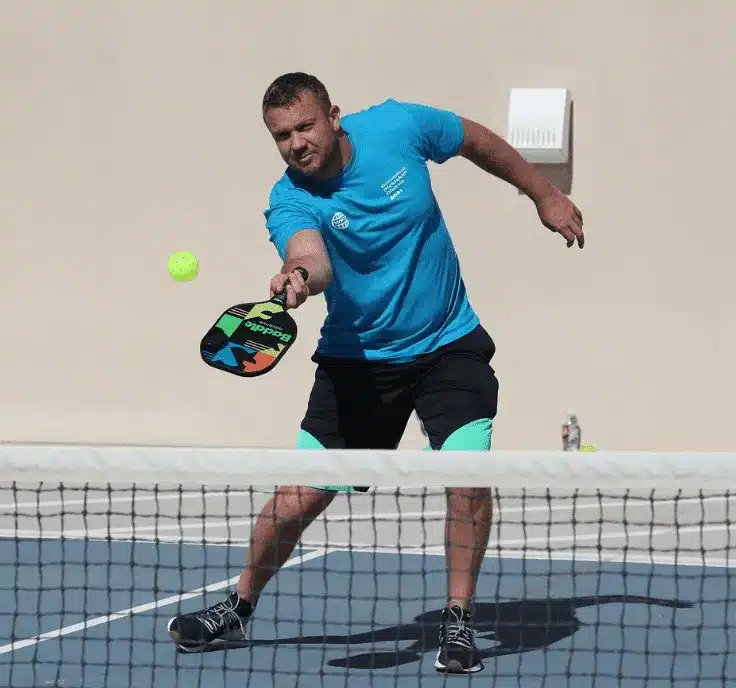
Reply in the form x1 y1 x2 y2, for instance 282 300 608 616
0 483 733 687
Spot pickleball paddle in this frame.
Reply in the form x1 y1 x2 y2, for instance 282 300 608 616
200 267 308 378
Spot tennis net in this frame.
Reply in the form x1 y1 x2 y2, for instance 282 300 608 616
1 444 734 687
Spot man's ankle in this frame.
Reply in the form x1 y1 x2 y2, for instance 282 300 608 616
233 592 255 617
446 598 470 611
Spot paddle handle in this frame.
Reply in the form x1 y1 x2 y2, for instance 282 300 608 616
272 266 309 306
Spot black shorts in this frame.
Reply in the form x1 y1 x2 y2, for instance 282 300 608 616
298 325 499 462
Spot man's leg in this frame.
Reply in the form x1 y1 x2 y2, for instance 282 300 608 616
236 357 410 582
237 358 412 604
414 326 498 674
421 421 492 610
167 442 339 652
168 361 411 651
442 420 494 611
236 484 336 606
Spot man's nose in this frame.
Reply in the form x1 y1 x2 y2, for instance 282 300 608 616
290 133 308 153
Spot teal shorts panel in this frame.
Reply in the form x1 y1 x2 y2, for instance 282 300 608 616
298 419 492 491
297 428 360 492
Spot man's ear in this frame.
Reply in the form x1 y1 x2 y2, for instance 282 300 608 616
328 104 341 132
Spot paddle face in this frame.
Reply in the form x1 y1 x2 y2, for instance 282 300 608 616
200 297 298 377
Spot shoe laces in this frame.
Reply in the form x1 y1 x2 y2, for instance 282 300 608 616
198 596 242 634
443 607 475 648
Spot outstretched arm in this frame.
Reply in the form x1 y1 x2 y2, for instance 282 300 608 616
458 118 554 201
270 229 334 309
458 117 584 248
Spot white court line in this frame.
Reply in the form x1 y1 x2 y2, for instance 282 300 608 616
94 538 729 569
1 530 730 570
1 533 258 548
494 494 734 514
3 517 256 540
4 492 731 513
4 502 733 544
2 511 441 541
301 522 732 552
491 523 733 548
4 494 732 538
313 495 732 521
0 548 330 655
2 487 465 509
1 490 256 511
317 544 735 569
340 494 733 522
21 535 724 569
113 521 734 553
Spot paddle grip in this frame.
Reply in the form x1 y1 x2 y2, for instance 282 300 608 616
294 266 309 281
272 266 309 306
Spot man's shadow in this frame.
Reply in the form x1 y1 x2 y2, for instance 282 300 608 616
190 595 693 669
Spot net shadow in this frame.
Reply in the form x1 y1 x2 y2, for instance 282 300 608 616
191 594 694 669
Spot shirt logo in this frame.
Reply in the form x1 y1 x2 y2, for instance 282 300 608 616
381 167 407 200
331 212 349 229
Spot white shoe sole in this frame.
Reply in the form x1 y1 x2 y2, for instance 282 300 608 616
434 651 483 674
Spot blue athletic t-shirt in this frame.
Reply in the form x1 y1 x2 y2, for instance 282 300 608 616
264 98 480 363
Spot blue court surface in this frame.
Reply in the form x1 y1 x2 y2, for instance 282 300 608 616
1 537 733 687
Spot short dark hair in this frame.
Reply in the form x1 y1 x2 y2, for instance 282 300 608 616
262 72 332 113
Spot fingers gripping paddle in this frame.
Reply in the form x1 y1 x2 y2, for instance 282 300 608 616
200 267 307 378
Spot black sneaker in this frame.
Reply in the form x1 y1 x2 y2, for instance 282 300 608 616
167 591 252 652
434 605 483 674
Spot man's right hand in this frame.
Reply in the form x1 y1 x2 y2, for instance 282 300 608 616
270 269 310 309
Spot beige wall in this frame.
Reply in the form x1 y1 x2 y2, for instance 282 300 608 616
1 0 734 451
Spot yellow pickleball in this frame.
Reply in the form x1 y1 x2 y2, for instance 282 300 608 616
168 251 199 282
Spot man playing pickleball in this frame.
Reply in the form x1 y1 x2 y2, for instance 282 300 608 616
168 72 584 674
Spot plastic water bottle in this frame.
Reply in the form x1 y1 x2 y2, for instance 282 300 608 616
562 413 581 451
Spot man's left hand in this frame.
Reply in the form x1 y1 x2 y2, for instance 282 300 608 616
535 188 585 248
